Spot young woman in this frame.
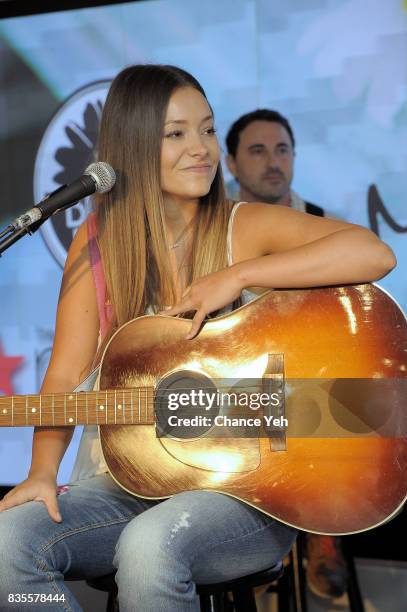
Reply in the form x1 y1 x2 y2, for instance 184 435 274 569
0 65 395 611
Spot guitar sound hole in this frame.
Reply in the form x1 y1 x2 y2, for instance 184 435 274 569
155 370 219 440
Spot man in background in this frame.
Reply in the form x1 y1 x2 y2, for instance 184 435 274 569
225 108 324 216
225 109 347 601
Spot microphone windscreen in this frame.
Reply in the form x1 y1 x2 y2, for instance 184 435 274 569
85 162 116 193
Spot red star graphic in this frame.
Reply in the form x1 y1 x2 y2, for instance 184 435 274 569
0 341 24 396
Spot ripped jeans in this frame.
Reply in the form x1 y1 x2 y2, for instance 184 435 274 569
0 473 297 611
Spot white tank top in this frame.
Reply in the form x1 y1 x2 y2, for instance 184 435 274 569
70 201 255 481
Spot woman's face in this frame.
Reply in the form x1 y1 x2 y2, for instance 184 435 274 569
161 86 220 204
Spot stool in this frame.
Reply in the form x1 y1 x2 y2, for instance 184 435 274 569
85 543 306 612
197 563 284 612
86 574 118 612
86 565 284 612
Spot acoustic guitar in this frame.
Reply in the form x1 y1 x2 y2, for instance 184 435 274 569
1 284 406 535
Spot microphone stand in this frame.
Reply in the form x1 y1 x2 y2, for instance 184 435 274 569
0 224 32 255
0 185 68 257
0 219 45 256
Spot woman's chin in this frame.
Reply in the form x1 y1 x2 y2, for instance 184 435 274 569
179 187 212 200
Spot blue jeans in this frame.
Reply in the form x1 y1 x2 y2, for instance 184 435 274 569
0 473 297 611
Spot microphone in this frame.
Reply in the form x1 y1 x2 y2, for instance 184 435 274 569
12 162 116 230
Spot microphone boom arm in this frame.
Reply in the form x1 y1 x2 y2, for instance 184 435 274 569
0 185 75 257
1 161 115 257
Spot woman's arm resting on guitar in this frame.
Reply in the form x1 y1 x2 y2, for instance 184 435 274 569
0 222 100 521
164 204 396 338
231 204 396 287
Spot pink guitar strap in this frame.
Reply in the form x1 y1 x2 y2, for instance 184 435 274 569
86 212 113 340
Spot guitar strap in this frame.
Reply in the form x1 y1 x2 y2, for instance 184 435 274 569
87 212 113 340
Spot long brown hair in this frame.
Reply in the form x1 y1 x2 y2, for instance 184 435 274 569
95 64 232 339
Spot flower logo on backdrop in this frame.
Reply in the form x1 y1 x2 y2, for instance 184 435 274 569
34 80 111 268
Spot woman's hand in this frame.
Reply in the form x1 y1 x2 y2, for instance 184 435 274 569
0 472 62 522
160 266 243 339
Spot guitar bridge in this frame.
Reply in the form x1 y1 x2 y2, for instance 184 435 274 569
263 353 286 451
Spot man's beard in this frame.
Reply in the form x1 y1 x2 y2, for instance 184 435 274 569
252 174 290 204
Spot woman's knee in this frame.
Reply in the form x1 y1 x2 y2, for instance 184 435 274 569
0 502 54 574
114 511 196 608
0 505 31 558
115 512 170 573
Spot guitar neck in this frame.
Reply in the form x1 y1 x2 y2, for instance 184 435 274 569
0 388 155 427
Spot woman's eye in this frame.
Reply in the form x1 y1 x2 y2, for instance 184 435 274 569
165 130 183 138
204 127 216 135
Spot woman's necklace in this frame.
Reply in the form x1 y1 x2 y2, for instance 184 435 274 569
170 219 194 249
171 233 186 249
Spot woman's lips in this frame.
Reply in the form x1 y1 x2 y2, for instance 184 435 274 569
182 165 212 172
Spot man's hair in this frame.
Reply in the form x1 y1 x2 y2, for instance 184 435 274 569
226 109 295 157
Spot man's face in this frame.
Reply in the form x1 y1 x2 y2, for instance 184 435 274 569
227 120 294 204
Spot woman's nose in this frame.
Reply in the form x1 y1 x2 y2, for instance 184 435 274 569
187 134 209 157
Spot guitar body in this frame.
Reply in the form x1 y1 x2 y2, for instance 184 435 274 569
98 284 407 534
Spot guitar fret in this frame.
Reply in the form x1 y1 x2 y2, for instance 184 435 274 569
105 390 108 424
28 395 41 426
39 394 49 426
138 388 141 424
116 389 122 424
66 394 74 425
123 390 125 424
8 396 14 425
52 393 55 426
45 395 53 426
89 391 94 424
131 390 134 424
20 398 27 424
99 391 104 423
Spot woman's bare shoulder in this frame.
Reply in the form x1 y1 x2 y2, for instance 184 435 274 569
232 201 353 257
231 202 294 258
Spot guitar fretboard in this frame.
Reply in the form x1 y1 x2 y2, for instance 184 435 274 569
0 388 155 427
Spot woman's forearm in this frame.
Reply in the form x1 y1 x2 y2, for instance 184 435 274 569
29 372 83 479
234 227 396 289
29 427 74 479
